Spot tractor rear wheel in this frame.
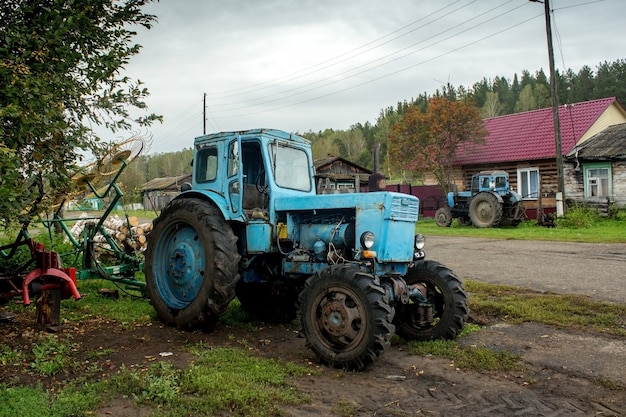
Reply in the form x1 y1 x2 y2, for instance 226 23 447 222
469 192 503 228
434 207 453 227
145 199 240 329
299 264 394 370
394 260 468 341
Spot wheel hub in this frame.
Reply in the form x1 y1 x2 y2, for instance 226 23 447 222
321 302 349 336
168 244 195 284
476 202 492 220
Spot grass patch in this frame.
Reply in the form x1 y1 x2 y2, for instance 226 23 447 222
104 345 311 417
61 279 154 326
0 381 112 417
467 280 626 337
406 339 520 372
2 344 312 417
218 298 264 329
417 215 626 243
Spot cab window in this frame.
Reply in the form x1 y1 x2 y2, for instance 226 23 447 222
196 146 218 183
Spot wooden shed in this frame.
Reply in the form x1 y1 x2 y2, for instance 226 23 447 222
140 174 191 211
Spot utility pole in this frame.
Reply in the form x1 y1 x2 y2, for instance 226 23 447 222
533 0 565 212
203 93 207 135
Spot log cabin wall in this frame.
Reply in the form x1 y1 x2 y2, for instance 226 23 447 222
611 161 626 206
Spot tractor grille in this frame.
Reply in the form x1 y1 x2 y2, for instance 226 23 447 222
390 196 419 221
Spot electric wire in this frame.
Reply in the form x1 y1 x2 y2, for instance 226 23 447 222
208 1 529 114
207 1 467 98
149 0 581 149
213 12 544 120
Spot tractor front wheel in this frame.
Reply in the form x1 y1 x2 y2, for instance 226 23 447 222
299 265 394 370
145 199 240 329
394 260 468 341
434 207 453 227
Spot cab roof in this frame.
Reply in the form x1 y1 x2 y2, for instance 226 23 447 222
194 128 311 146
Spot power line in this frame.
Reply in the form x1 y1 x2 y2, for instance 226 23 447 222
206 1 467 98
208 2 539 118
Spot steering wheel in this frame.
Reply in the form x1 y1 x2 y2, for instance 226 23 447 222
255 169 268 194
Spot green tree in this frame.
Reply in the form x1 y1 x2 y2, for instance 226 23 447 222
387 96 487 193
481 91 503 118
595 59 626 103
568 66 595 103
0 0 161 227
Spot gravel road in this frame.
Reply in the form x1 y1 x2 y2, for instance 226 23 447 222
425 236 626 303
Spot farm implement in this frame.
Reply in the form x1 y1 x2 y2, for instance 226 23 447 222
0 136 149 326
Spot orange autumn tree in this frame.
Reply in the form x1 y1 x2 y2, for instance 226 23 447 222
388 96 486 193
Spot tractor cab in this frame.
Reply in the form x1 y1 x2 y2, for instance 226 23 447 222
471 170 511 195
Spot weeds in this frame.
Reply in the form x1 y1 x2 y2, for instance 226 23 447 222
30 334 77 376
556 204 602 228
0 345 24 366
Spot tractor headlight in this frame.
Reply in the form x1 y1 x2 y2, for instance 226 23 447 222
414 234 425 250
360 231 375 249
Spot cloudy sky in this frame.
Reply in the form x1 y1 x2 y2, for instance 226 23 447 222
118 0 624 154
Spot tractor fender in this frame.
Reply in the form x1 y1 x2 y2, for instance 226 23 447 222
488 191 504 204
171 190 243 222
446 192 455 208
507 189 524 204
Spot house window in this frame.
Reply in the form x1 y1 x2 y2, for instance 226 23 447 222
584 163 611 198
517 168 539 199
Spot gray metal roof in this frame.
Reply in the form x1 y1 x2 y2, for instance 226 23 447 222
140 174 191 191
566 123 626 160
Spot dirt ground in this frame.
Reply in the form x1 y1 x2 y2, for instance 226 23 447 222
2 236 626 416
1 302 625 417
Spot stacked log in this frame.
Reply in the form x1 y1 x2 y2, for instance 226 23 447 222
69 215 152 255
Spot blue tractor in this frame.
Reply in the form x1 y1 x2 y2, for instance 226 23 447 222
145 129 468 370
435 170 525 228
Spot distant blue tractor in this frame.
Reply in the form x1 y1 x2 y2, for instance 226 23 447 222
145 129 468 370
435 170 525 228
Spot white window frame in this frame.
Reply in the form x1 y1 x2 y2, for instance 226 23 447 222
517 167 539 200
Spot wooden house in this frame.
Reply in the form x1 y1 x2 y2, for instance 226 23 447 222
314 155 373 193
140 174 191 211
565 122 626 210
432 97 626 218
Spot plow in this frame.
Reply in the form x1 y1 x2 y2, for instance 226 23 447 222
0 136 149 327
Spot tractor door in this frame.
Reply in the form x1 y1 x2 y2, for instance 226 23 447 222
241 139 273 254
226 137 244 218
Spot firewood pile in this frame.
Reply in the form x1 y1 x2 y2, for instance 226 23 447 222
69 214 152 254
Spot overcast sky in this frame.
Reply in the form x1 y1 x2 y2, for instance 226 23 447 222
117 0 624 154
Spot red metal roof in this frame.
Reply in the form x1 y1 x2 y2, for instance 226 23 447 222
456 97 616 165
